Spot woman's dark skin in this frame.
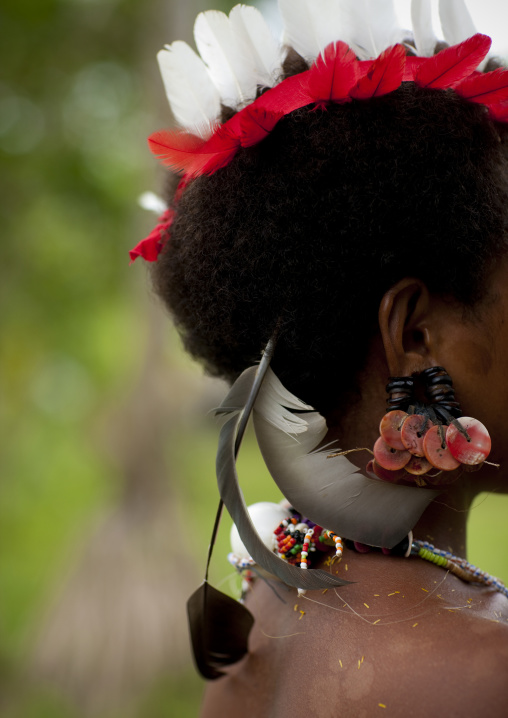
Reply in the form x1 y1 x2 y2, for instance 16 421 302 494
201 261 508 717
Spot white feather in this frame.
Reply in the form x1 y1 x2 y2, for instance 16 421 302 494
138 192 166 215
279 0 353 62
278 0 322 61
337 0 405 59
194 10 258 109
229 5 284 88
438 0 488 70
411 0 437 57
157 41 220 137
438 0 476 46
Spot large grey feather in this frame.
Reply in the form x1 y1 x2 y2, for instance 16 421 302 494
253 369 438 548
215 361 351 589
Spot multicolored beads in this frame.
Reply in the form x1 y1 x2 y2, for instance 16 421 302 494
228 502 508 600
273 513 343 569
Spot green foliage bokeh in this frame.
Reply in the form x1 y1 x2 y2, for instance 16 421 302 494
1 1 508 716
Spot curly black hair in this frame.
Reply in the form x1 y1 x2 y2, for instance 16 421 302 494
151 56 508 413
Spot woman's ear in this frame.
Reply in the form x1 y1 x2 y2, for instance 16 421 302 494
378 278 437 377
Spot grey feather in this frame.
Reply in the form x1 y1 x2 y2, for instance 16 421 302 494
215 357 351 590
253 369 439 548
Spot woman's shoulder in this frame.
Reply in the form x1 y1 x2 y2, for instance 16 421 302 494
201 553 508 717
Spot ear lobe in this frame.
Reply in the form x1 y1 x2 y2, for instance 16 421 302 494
378 278 434 377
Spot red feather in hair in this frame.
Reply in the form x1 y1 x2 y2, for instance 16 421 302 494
257 71 313 115
415 33 491 90
148 125 241 178
350 45 406 100
237 106 284 148
129 209 174 263
455 67 508 108
305 41 359 106
487 104 508 122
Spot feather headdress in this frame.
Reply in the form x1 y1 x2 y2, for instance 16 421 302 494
130 0 508 263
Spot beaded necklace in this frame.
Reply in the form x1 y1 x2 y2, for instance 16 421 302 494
413 540 508 598
229 509 508 599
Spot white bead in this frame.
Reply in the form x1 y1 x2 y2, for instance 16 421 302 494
230 502 288 559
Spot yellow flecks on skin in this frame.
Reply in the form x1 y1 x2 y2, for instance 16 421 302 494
364 603 370 608
373 619 381 625
394 591 400 594
379 704 387 709
299 610 305 620
421 588 429 592
358 660 361 669
446 609 456 612
339 660 343 668
388 592 396 596
324 556 333 567
437 594 443 599
345 564 348 571
343 603 347 608
412 623 418 628
294 604 298 611
361 656 365 663
322 589 328 594
374 594 380 597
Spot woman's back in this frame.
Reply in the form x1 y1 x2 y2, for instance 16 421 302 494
202 552 508 717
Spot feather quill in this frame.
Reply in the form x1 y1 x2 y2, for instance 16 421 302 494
252 369 438 549
194 10 258 109
229 5 284 89
411 0 437 57
157 42 220 138
415 33 491 89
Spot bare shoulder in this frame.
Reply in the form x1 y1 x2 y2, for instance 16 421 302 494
201 553 508 718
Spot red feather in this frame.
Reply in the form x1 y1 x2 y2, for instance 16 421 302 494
404 56 425 82
148 125 241 178
199 124 242 175
257 71 313 115
455 67 508 107
129 209 174 263
148 130 208 174
487 103 508 122
350 45 405 99
305 41 359 104
415 33 491 90
238 106 284 148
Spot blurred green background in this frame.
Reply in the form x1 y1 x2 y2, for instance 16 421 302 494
1 0 508 716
